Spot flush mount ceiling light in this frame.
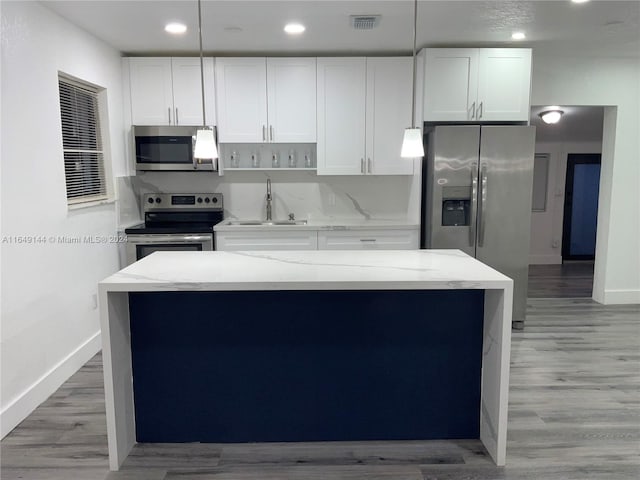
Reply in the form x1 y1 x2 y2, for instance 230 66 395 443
401 0 424 158
165 22 187 34
511 31 526 40
571 0 590 4
193 0 218 163
539 109 565 124
284 23 306 34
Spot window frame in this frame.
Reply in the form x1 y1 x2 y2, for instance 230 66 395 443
58 73 114 209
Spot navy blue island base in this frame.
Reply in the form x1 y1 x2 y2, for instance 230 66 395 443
129 289 484 443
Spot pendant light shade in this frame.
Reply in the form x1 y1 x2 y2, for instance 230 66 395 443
401 0 423 158
401 128 424 158
193 0 218 162
194 127 218 159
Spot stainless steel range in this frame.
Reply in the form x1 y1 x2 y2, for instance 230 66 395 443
124 193 224 265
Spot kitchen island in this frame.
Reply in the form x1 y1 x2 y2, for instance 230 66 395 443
99 249 513 470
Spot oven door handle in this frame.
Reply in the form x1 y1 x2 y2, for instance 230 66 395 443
127 235 213 244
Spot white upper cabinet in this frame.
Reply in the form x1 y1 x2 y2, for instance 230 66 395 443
317 57 414 176
476 49 532 121
423 49 478 122
215 57 316 143
317 58 367 175
423 48 531 122
128 57 215 126
266 58 317 143
215 58 268 143
366 57 414 175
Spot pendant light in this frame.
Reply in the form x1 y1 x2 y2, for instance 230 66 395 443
401 0 424 158
193 0 218 164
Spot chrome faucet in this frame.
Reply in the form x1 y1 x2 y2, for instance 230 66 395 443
266 178 272 221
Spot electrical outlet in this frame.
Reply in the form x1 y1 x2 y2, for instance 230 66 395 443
91 293 98 310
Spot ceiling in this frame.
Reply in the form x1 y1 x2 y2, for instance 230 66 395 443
530 106 604 143
42 0 640 57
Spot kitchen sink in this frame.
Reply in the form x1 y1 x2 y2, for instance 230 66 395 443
226 220 308 226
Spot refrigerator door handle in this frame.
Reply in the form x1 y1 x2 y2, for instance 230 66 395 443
478 163 488 247
470 164 478 246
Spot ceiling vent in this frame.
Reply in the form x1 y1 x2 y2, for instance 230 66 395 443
350 15 381 30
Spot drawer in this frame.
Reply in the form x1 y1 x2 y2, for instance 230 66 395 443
215 231 318 251
317 229 419 250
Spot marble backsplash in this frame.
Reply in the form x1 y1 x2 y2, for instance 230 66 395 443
116 168 421 227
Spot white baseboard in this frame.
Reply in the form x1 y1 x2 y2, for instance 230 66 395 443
0 331 101 439
599 289 640 305
529 254 562 265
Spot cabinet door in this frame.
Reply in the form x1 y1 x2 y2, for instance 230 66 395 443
366 58 414 175
317 229 419 250
317 58 366 175
129 58 174 125
423 49 478 122
266 58 316 143
171 58 216 126
215 58 268 142
476 49 532 122
215 231 318 251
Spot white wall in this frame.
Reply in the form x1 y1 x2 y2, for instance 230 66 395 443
531 53 640 303
530 141 602 265
0 1 125 436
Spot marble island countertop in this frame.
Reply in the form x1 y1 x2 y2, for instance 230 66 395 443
213 218 419 232
99 249 512 292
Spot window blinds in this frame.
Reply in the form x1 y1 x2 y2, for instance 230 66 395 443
58 77 107 204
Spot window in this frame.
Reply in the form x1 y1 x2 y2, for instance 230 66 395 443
58 76 108 205
532 153 550 212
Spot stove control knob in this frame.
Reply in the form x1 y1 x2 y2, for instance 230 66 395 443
204 197 210 203
212 197 218 203
147 198 154 204
155 197 161 203
197 197 203 203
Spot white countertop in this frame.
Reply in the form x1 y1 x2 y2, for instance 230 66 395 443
214 218 419 232
99 249 512 292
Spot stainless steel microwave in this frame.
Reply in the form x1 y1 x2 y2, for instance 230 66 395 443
133 125 218 172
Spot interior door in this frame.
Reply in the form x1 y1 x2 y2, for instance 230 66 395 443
562 154 601 260
475 126 536 323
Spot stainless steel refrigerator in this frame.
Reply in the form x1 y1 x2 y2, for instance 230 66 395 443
421 125 536 328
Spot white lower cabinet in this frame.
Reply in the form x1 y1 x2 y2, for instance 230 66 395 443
215 231 318 251
317 229 419 250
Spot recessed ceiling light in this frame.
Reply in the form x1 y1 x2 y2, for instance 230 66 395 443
165 22 187 35
511 32 526 40
284 23 306 35
571 0 590 4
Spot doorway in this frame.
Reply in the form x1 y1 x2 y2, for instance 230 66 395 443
562 154 601 260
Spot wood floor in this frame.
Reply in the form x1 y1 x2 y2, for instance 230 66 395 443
2 296 638 478
528 261 594 298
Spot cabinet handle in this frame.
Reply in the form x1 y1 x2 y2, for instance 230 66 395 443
360 158 365 173
478 102 483 119
470 101 476 120
175 108 179 125
360 239 377 242
270 125 274 142
262 125 266 142
367 158 372 173
168 107 172 125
